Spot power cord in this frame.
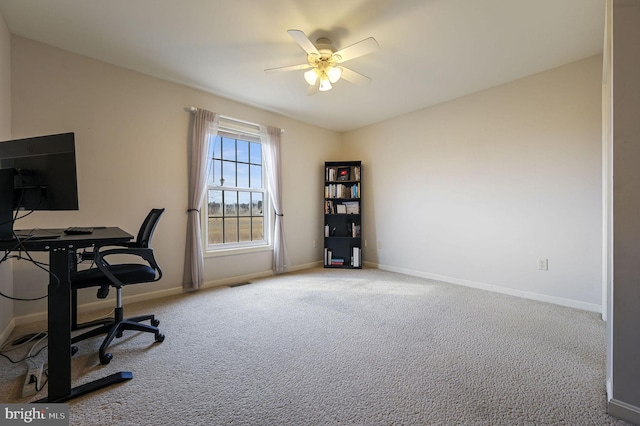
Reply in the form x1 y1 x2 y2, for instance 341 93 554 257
0 332 48 364
0 171 60 301
34 365 49 392
0 230 61 302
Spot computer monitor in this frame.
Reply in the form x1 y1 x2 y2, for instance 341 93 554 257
0 132 79 241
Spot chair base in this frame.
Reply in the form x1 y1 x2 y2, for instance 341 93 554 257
71 308 164 364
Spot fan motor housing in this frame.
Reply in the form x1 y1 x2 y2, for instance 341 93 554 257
308 38 340 66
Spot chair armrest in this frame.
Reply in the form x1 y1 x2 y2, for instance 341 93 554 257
80 240 137 261
94 247 162 288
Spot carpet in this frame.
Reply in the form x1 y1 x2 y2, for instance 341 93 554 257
0 268 630 425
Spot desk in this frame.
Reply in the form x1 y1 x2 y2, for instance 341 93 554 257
0 227 134 402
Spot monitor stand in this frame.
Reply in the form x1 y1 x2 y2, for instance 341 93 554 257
0 169 15 241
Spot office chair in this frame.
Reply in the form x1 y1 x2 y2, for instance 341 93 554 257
70 208 165 330
70 208 166 365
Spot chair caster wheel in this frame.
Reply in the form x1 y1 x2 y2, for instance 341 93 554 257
151 319 160 327
71 346 78 356
155 333 165 343
100 353 113 365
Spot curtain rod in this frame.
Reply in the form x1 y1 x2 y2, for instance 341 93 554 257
189 106 284 133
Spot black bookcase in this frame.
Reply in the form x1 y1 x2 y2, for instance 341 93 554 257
324 161 362 268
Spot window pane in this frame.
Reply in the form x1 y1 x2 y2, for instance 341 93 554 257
250 142 262 165
208 159 222 186
238 192 251 216
238 217 251 242
252 217 264 241
237 140 249 163
222 160 236 187
208 217 223 245
250 164 262 189
211 135 222 159
224 217 238 242
237 163 249 188
252 192 263 215
208 190 222 216
204 123 266 249
222 137 236 161
224 191 237 216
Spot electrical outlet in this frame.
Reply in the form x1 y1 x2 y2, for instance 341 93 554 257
377 241 382 250
364 240 368 248
538 258 548 270
313 240 317 248
22 363 44 397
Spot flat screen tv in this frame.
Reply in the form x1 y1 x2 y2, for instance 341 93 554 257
0 132 79 241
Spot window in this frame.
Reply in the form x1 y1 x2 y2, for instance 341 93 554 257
204 125 269 251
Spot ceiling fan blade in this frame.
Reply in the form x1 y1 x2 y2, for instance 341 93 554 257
265 63 312 73
340 67 372 86
333 37 379 63
307 81 319 96
287 29 320 55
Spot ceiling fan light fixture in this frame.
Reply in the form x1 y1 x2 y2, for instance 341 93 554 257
304 68 319 85
327 66 342 83
319 76 332 92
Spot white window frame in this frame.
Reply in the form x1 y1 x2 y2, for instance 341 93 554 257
202 119 272 257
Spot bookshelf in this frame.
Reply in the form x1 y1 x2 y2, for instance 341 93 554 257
324 161 362 268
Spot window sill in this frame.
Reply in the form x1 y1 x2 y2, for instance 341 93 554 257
204 243 272 258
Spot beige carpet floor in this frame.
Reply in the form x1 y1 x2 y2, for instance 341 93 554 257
0 267 631 425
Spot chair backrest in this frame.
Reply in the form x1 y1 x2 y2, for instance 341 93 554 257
132 208 165 248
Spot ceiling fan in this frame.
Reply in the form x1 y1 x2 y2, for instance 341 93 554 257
265 29 379 95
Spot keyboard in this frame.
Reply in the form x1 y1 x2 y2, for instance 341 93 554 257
64 227 94 235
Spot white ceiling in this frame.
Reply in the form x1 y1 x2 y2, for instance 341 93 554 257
0 0 605 132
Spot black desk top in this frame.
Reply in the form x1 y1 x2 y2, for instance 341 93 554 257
0 227 133 251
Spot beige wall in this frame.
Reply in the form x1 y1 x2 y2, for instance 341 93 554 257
10 36 341 319
0 11 13 341
343 55 603 310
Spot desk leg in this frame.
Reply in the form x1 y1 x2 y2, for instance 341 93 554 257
45 248 73 402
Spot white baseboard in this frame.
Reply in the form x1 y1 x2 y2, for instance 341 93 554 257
201 269 274 289
0 317 16 347
290 261 324 271
366 261 602 313
608 398 640 424
198 261 322 289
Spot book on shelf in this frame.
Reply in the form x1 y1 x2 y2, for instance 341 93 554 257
330 258 345 265
325 200 339 214
325 183 360 199
352 247 361 268
324 248 332 266
326 165 361 182
352 166 360 181
325 200 360 215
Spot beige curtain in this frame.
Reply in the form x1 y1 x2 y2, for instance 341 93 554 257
260 124 289 273
184 109 219 289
